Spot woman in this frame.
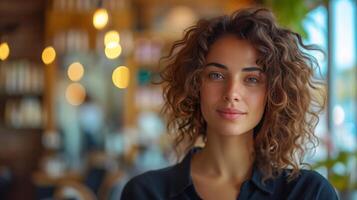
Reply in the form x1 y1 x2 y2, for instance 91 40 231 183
121 7 339 200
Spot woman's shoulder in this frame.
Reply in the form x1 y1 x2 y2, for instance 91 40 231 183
276 169 339 199
120 164 182 200
128 164 179 185
121 149 195 200
293 169 333 187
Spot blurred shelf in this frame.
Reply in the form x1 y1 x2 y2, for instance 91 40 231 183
0 93 43 99
46 9 134 37
0 126 43 134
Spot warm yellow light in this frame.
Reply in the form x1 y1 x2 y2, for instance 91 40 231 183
105 43 122 59
42 46 56 65
93 8 109 30
0 42 10 61
104 30 120 46
67 62 84 81
65 83 86 106
112 66 129 89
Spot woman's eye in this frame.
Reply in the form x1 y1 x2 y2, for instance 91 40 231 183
246 77 259 83
208 72 224 80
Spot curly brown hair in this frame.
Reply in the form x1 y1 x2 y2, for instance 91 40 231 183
160 7 326 182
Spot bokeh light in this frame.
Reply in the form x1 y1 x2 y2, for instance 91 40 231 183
333 105 345 126
93 8 109 30
42 46 56 65
67 62 84 81
104 30 120 46
112 66 129 89
65 83 86 106
0 42 10 61
163 6 198 37
105 43 122 59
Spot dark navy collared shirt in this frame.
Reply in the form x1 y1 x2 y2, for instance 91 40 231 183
121 148 339 200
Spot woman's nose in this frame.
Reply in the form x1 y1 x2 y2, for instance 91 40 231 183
223 79 242 102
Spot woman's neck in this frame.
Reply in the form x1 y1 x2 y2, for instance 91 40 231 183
192 130 255 183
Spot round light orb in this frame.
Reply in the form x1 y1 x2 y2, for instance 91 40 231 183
42 46 56 65
0 42 10 60
93 8 109 30
112 66 129 89
67 62 84 81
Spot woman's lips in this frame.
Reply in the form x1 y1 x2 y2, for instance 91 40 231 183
217 108 247 120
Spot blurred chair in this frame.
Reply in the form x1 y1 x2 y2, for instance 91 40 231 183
54 180 96 200
98 170 128 200
0 166 12 199
84 150 113 196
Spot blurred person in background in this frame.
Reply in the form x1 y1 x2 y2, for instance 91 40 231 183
121 7 339 200
79 94 104 152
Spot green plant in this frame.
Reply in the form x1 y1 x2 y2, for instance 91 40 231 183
312 150 357 191
260 0 328 37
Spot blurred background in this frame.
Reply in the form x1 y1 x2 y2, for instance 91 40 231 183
0 0 356 199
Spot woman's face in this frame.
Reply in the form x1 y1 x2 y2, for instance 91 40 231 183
200 35 267 136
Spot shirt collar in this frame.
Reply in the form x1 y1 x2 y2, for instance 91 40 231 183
251 164 275 194
169 147 275 198
169 147 200 198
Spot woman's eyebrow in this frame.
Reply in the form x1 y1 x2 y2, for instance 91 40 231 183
205 62 227 69
205 62 264 72
241 67 264 72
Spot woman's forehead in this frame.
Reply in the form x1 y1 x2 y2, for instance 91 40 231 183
206 36 258 63
204 62 264 73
